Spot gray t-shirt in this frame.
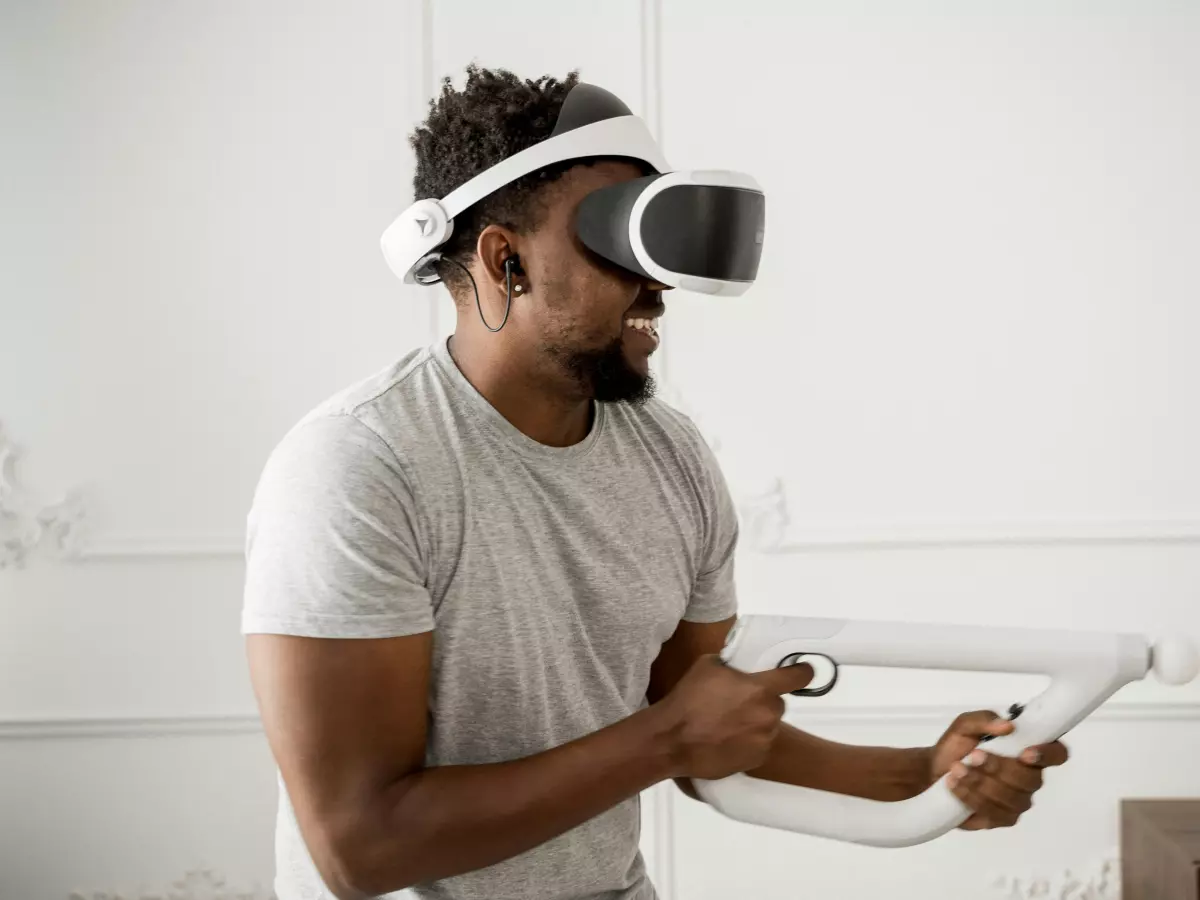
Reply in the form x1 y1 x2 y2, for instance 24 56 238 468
242 337 740 900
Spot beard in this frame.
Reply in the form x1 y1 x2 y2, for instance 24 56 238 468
550 334 657 405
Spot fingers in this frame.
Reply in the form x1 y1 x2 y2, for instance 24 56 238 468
946 742 1064 831
938 712 1071 833
1021 740 1069 768
950 711 1069 769
957 814 989 830
953 749 1043 793
947 765 1031 827
748 661 815 695
950 709 1016 739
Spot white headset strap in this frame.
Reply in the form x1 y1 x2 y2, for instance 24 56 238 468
439 115 670 219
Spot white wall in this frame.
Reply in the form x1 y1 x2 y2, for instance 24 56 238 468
1 2 430 898
2 3 1198 900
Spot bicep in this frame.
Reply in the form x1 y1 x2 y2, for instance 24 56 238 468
246 631 433 884
242 415 437 892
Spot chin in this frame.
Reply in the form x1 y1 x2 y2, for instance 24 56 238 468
555 333 657 405
592 361 655 405
622 347 652 379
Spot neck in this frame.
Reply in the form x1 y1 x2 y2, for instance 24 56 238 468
447 328 594 448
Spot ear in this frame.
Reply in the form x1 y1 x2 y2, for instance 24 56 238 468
476 225 523 292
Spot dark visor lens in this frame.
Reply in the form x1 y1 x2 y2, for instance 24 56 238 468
639 185 765 282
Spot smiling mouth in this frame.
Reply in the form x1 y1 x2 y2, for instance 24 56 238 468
624 314 660 344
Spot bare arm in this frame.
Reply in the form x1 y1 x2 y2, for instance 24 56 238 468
242 415 693 896
242 415 818 897
646 617 931 803
247 631 682 899
648 615 1069 833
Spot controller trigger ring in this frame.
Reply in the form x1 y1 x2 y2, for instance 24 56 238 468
778 652 839 697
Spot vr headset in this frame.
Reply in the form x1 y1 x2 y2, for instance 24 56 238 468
380 82 766 297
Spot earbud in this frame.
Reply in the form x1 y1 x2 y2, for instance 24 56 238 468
504 254 525 293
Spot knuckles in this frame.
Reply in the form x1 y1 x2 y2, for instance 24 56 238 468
958 771 1034 816
752 704 782 730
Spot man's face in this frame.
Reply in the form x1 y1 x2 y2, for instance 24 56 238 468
520 161 667 405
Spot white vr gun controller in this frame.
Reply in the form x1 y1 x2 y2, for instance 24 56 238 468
691 615 1199 848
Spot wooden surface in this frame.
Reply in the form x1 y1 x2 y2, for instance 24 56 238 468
1121 799 1200 899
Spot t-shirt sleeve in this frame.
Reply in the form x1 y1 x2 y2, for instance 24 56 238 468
684 424 740 624
241 412 434 639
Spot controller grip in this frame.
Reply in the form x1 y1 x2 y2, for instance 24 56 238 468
691 697 1073 847
694 772 969 848
690 614 1163 847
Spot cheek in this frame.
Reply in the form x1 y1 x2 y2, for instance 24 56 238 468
585 276 637 331
563 237 637 302
536 245 638 335
582 262 639 306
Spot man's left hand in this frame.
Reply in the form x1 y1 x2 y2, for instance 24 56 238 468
928 710 1070 830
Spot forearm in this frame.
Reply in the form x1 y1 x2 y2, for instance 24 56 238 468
343 704 678 895
742 723 932 802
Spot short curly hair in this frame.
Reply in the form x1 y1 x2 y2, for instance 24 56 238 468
408 64 607 298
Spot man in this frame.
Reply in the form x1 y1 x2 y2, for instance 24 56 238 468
242 65 1068 900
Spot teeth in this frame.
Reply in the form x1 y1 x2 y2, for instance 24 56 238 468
624 316 661 343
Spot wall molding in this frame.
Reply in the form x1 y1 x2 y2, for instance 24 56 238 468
651 783 676 900
54 819 1124 900
51 384 1200 562
75 535 245 561
777 702 1200 728
0 420 87 569
646 391 1200 556
68 515 1200 562
0 713 262 740
733 477 1200 554
3 702 1196 741
69 866 275 900
640 0 663 148
420 0 442 347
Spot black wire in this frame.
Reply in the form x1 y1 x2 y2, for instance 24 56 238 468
436 255 513 333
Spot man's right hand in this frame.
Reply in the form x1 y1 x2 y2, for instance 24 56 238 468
249 633 801 900
655 654 814 780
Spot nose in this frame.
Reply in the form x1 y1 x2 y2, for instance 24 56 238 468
646 280 673 291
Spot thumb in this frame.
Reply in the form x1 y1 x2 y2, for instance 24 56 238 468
950 709 1016 739
749 660 816 695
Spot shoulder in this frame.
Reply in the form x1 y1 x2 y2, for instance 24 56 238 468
272 344 450 462
297 345 439 438
253 346 444 505
243 353 439 639
617 395 723 477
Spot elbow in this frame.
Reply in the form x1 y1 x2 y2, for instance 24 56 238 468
312 819 421 900
311 839 377 900
309 774 443 897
